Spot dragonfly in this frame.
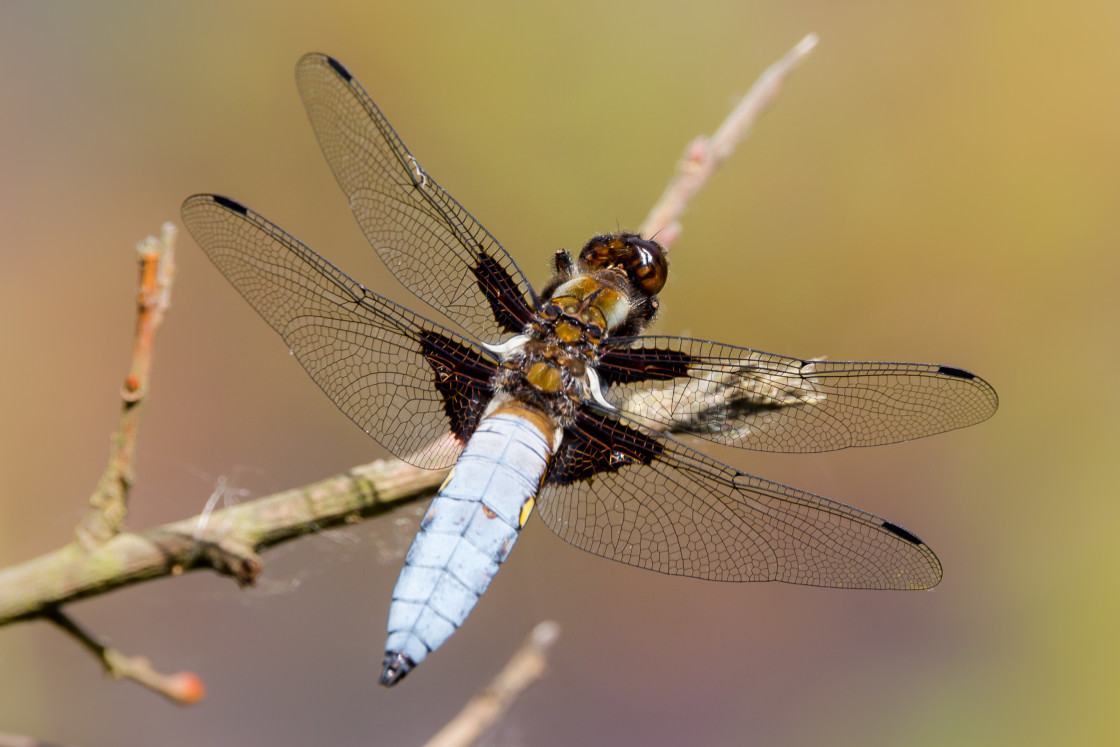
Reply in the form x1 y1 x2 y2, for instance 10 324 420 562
182 53 998 687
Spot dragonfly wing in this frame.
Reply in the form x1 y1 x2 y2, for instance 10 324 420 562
537 408 942 589
295 53 538 342
598 335 998 452
182 193 498 469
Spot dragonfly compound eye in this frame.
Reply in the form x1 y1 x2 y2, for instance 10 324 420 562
579 234 667 297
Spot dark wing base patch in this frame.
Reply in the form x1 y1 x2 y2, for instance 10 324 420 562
419 330 496 443
546 409 664 486
597 345 695 385
471 250 536 336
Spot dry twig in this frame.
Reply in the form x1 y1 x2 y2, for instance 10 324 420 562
45 609 205 704
640 33 818 246
76 223 177 547
0 458 445 626
423 621 561 747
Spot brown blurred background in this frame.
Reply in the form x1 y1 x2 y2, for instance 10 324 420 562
1 2 1116 745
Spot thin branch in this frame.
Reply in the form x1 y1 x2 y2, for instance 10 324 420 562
423 621 561 747
640 33 818 247
45 609 205 704
76 223 177 548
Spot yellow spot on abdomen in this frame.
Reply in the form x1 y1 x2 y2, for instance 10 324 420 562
519 495 536 528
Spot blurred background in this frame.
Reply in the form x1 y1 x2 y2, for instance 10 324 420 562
1 2 1116 745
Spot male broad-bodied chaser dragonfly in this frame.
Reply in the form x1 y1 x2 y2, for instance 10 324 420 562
182 54 997 686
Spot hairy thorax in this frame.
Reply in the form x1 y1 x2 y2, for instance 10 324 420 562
488 233 669 426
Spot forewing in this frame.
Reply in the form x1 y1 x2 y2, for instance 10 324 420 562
537 409 941 589
295 53 537 342
598 336 998 452
181 194 497 470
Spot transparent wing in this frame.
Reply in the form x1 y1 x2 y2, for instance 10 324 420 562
538 409 941 589
598 335 998 452
181 194 499 470
295 53 537 342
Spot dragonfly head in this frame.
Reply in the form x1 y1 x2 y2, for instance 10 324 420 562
578 233 668 298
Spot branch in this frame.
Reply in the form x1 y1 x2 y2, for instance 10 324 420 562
640 33 818 247
423 621 561 747
45 609 206 704
0 35 816 703
76 223 177 547
0 457 446 625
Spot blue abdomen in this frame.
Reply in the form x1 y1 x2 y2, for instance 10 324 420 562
380 409 556 685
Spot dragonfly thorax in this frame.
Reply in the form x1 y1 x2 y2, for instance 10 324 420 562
492 328 593 426
548 276 629 333
542 234 667 339
488 280 629 425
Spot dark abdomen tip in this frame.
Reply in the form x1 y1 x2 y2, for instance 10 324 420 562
380 651 415 687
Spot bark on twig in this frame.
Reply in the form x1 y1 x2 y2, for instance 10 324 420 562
0 458 446 625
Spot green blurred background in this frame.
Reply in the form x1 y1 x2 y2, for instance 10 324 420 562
1 1 1116 745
